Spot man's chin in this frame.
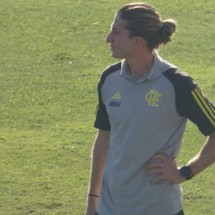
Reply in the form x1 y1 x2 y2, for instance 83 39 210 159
112 53 123 59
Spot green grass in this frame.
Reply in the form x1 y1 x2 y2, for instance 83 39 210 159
0 0 214 214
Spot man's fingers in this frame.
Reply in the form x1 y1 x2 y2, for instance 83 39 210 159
146 163 164 173
152 154 169 161
147 167 164 175
150 154 175 163
150 174 168 184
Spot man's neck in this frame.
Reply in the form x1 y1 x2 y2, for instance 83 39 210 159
126 51 156 78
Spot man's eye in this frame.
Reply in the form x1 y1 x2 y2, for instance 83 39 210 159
112 29 118 34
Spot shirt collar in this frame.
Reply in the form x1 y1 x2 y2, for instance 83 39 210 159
121 52 176 83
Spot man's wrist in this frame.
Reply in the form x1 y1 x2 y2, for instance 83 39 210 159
179 165 194 180
88 193 99 198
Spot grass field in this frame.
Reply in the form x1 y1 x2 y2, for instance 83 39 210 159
0 0 214 214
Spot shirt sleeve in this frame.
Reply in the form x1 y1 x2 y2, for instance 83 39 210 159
94 76 111 131
178 84 215 136
93 62 121 131
164 69 215 136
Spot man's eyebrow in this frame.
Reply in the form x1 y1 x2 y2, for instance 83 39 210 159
111 26 118 32
110 23 114 29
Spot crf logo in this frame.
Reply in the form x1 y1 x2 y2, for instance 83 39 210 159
145 89 162 107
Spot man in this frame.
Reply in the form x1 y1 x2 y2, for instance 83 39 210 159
86 2 215 215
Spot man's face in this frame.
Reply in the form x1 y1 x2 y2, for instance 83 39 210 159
106 14 135 59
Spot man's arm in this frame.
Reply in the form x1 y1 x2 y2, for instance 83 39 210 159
86 129 110 215
188 130 215 176
146 130 215 184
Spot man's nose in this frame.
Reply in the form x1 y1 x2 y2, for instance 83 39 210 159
106 32 113 43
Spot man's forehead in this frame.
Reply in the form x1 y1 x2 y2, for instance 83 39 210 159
111 14 126 29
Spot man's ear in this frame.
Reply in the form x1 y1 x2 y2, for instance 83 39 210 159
133 36 147 47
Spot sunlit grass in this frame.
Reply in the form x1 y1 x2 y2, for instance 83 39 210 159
0 0 214 214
